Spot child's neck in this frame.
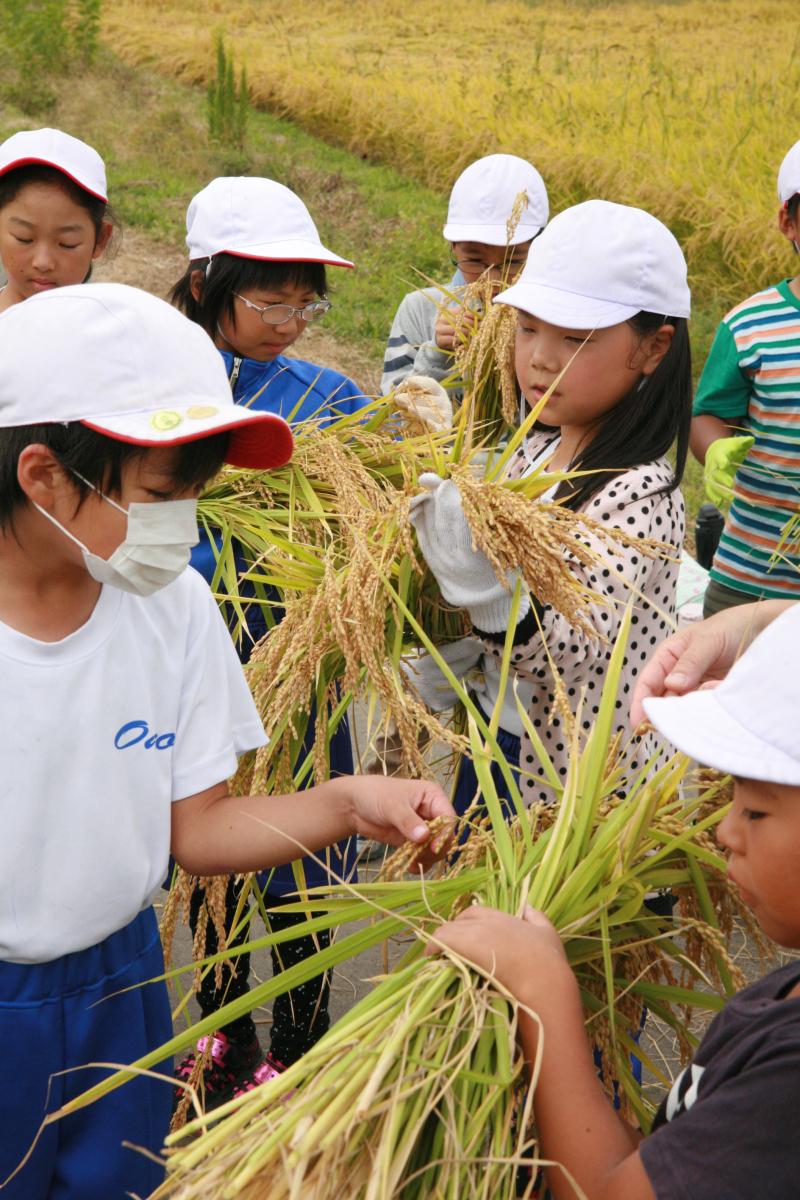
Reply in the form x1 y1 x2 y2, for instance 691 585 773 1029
0 520 102 642
545 424 591 471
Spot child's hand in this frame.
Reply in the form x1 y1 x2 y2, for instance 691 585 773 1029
704 434 754 505
425 905 569 1003
434 302 478 352
409 474 529 632
393 375 453 434
347 774 455 864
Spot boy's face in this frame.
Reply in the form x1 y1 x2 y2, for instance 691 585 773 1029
778 200 800 253
450 240 530 286
0 181 111 309
43 446 202 566
216 279 320 362
717 778 800 948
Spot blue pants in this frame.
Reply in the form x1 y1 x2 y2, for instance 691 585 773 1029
452 721 522 826
0 907 173 1199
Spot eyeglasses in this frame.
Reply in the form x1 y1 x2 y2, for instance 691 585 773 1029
450 253 528 276
233 294 332 325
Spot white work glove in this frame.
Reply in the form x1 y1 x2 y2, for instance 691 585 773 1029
401 637 484 711
393 375 453 434
409 473 529 632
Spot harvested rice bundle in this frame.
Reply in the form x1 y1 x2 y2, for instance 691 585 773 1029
151 621 753 1200
233 429 666 789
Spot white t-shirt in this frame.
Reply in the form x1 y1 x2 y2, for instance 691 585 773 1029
0 567 267 964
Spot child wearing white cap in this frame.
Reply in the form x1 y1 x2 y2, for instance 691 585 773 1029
170 175 372 1102
0 283 453 1200
429 602 800 1200
410 199 692 812
380 153 548 400
0 127 113 312
690 137 800 616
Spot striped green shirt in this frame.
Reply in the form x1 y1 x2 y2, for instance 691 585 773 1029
693 279 800 599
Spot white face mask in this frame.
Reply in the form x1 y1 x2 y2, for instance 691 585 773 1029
35 477 199 597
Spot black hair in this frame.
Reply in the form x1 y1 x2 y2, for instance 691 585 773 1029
170 253 328 338
545 312 692 512
788 194 800 221
0 164 117 269
0 422 229 532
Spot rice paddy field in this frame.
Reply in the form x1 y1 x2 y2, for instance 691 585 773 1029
104 0 800 316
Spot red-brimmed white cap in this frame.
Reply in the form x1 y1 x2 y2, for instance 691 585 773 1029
494 200 690 328
443 154 548 246
186 176 354 268
0 127 108 202
0 283 293 470
778 139 800 206
644 604 800 786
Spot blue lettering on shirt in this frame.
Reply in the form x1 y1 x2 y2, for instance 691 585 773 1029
114 719 176 750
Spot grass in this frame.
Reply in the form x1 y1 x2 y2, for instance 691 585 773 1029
0 36 706 518
102 0 800 315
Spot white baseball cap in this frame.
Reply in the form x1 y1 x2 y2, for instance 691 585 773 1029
443 154 549 246
778 139 800 206
644 603 800 786
185 176 354 268
0 127 108 203
0 283 293 470
494 200 690 328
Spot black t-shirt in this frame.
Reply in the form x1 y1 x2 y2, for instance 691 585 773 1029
640 961 800 1199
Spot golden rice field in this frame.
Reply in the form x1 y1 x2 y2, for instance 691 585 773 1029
104 0 799 312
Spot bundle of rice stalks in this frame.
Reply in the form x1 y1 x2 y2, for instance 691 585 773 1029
202 399 666 790
148 617 754 1200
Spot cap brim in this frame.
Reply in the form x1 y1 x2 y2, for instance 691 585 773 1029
221 241 354 269
0 155 108 202
494 280 638 329
443 221 542 246
643 690 800 785
83 405 293 470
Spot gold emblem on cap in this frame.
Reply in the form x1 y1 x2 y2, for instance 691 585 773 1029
186 405 219 420
151 410 183 431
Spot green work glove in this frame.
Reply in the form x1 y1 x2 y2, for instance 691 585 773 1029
704 435 755 506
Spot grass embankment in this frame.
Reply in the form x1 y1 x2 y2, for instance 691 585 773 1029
1 38 707 516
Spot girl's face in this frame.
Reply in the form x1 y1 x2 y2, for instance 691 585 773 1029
718 779 800 949
0 181 111 310
514 312 667 432
215 279 320 362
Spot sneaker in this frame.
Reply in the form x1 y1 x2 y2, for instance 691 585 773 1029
231 1052 286 1097
174 1031 261 1109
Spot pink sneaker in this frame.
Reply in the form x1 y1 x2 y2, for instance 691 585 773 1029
173 1031 261 1110
231 1052 286 1097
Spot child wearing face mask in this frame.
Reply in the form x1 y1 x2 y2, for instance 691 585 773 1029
380 153 549 400
0 127 114 312
0 283 453 1200
690 138 800 616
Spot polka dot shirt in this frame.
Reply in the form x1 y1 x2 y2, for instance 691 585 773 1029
483 432 685 804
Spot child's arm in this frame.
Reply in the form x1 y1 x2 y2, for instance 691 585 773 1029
630 597 795 725
171 773 453 876
381 291 451 395
689 413 742 464
690 319 751 464
427 907 656 1200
